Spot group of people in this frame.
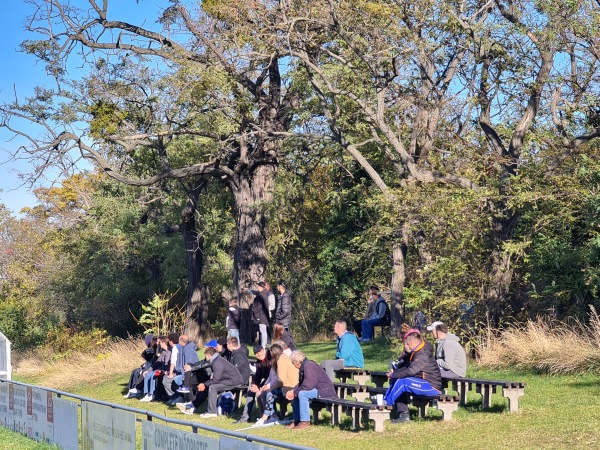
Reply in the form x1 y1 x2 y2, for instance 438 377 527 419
123 281 468 427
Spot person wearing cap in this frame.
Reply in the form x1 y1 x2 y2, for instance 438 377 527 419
384 331 442 424
233 344 272 424
285 350 337 430
275 281 292 329
389 326 434 370
216 337 232 361
177 346 244 418
244 282 270 348
427 321 467 378
320 320 364 382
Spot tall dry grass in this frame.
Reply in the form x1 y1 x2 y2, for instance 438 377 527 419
13 337 147 390
477 307 600 374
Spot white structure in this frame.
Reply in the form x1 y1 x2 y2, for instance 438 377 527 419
0 331 12 380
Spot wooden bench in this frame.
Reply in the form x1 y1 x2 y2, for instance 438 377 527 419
333 368 371 385
442 377 526 412
333 383 459 421
310 397 393 432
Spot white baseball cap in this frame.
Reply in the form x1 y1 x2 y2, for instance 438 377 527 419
426 321 444 331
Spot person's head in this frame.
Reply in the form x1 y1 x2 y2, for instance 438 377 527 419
158 336 168 350
272 339 288 350
404 332 423 351
229 299 238 307
426 321 447 339
273 323 285 340
179 334 189 346
204 346 217 360
270 343 283 369
291 350 305 368
265 281 272 291
227 336 239 350
257 281 267 291
334 320 347 337
217 337 228 353
254 344 266 361
277 280 286 294
369 285 380 299
144 334 154 347
167 332 180 346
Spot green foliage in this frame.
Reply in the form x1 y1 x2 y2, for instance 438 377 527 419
136 292 186 336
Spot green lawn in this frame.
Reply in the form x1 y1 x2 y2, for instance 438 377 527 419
12 338 600 449
0 427 57 450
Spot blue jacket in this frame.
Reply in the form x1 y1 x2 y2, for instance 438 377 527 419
336 332 364 368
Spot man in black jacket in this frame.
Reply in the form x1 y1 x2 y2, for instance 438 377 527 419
383 331 442 423
275 280 292 330
233 344 271 424
247 282 270 348
177 347 244 418
227 336 251 383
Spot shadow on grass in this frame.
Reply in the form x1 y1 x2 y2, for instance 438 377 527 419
461 399 507 413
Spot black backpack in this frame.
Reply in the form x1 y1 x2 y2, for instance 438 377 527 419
377 298 391 325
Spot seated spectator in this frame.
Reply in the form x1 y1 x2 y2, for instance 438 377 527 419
360 287 390 342
389 327 434 370
272 323 297 351
254 343 300 426
384 331 441 424
234 344 271 424
216 337 231 360
140 336 171 402
228 336 251 384
285 350 337 430
176 346 244 418
320 320 364 382
163 334 200 405
353 291 376 338
426 321 467 377
272 339 293 357
226 299 241 340
177 341 214 403
124 334 157 398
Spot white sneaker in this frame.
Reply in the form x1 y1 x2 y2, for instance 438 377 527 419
253 418 266 427
199 413 217 419
176 402 193 413
181 407 196 415
140 394 153 402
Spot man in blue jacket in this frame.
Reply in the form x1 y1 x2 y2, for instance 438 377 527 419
320 320 364 381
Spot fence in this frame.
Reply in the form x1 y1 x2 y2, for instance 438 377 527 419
0 379 314 450
0 332 11 380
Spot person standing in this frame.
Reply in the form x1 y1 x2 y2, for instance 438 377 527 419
226 299 241 340
246 282 270 348
427 321 467 377
320 320 364 381
275 280 292 330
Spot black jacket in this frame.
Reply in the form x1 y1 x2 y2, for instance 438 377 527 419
294 359 337 399
252 350 272 387
391 342 442 390
227 305 241 331
204 354 244 387
230 346 251 384
275 290 292 327
251 290 270 325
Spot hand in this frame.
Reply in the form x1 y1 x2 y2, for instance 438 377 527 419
168 372 174 379
250 384 259 393
142 370 148 376
261 384 270 392
198 383 206 392
387 370 393 379
285 390 295 401
184 364 191 372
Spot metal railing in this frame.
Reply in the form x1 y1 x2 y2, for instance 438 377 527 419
0 379 314 450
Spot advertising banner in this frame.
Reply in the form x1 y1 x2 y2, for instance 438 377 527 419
219 436 278 450
82 401 136 450
53 397 79 450
10 383 29 435
0 382 11 428
142 420 218 450
26 387 54 442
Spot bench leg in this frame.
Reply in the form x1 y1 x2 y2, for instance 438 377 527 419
368 409 390 432
311 404 325 421
353 374 370 385
352 391 370 402
477 385 496 409
502 387 524 413
372 378 386 388
453 381 469 406
436 401 458 421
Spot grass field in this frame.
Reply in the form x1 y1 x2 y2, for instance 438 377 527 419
11 337 600 449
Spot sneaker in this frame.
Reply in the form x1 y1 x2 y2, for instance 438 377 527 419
128 388 138 394
166 396 184 406
252 418 266 427
123 392 138 399
391 412 410 424
199 413 217 419
233 417 249 425
176 402 193 412
181 407 196 415
140 394 153 402
177 386 190 394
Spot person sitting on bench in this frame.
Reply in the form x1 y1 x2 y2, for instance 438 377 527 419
320 320 364 381
426 321 467 378
384 331 441 424
360 286 390 342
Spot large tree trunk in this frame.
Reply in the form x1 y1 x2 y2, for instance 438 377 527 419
182 181 208 341
232 163 278 344
390 227 408 335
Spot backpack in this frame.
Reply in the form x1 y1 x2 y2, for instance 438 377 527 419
217 391 236 416
376 297 391 325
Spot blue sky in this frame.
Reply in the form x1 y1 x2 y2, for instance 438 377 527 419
0 0 167 216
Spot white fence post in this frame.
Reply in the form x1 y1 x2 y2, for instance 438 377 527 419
0 332 12 380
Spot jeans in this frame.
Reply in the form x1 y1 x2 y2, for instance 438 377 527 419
292 388 318 422
229 329 240 340
260 388 283 417
361 317 386 340
258 324 268 348
143 371 160 396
